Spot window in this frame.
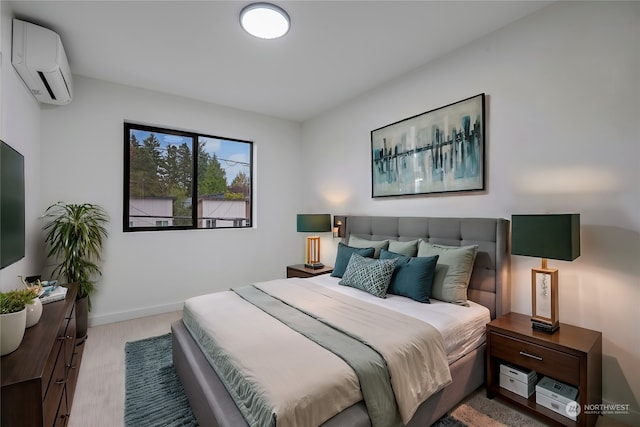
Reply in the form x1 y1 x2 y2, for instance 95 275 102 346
124 123 253 232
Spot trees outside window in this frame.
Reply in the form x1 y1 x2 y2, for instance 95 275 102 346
124 123 253 231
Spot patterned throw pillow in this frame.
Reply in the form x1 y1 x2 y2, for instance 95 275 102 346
339 253 397 298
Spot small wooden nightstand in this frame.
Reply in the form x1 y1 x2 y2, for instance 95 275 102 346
286 264 334 278
486 312 602 427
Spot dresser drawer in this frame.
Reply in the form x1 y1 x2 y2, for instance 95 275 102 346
43 344 66 427
53 388 69 427
490 332 580 385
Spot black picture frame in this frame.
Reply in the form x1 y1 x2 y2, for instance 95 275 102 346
371 93 485 198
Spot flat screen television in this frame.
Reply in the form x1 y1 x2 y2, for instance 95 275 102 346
0 140 26 269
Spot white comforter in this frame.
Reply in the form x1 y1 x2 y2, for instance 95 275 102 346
307 274 491 363
183 278 456 427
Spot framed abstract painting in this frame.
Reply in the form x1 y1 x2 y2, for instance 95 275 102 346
371 93 485 198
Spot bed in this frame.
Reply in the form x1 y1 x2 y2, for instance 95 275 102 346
172 216 510 427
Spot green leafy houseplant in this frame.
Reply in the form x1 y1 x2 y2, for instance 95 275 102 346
43 202 109 310
0 289 38 314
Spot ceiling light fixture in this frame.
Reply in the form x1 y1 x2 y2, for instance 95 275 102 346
240 2 290 39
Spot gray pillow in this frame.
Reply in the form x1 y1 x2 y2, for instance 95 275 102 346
347 235 389 258
339 253 397 298
417 241 478 306
388 239 419 257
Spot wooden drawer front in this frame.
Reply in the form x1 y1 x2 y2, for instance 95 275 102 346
43 345 66 427
490 332 580 385
54 388 69 427
63 315 76 368
66 341 85 411
287 268 311 278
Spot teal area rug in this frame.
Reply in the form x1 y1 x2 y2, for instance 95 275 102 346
124 333 198 427
124 333 465 427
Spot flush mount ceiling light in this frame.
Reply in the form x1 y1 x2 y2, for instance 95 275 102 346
240 2 290 39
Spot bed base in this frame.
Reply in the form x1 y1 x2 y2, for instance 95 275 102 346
172 319 485 427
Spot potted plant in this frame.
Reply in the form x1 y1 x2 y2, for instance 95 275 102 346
20 276 44 327
0 288 39 355
43 202 109 342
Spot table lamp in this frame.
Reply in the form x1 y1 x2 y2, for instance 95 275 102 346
296 214 331 269
511 214 580 333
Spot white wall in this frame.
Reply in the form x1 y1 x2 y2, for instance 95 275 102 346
303 1 639 424
39 76 304 324
0 3 44 291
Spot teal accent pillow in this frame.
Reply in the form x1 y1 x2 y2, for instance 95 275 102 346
331 243 375 278
388 239 419 257
380 249 438 303
347 235 389 258
417 241 478 306
339 253 397 298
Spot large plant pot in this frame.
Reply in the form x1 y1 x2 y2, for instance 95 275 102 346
76 296 89 343
1 308 27 356
26 297 43 328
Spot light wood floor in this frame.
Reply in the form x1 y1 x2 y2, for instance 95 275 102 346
69 311 183 427
69 311 627 427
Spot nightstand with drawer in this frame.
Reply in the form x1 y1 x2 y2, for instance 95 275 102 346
486 312 602 427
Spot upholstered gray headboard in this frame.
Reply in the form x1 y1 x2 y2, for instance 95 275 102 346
344 216 511 319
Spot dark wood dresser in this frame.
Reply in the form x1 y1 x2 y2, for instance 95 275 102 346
1 284 85 427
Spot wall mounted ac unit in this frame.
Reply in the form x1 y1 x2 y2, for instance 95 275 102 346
12 19 73 105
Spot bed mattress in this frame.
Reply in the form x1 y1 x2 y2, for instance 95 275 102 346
307 274 491 364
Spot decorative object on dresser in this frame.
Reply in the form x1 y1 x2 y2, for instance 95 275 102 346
296 213 331 269
511 214 580 333
286 264 333 278
486 312 602 427
42 202 109 343
1 284 85 427
371 93 485 198
0 288 39 355
20 276 45 327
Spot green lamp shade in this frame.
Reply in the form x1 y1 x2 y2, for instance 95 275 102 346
297 214 331 233
511 214 580 261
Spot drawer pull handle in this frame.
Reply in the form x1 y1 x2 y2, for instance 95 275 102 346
519 351 543 361
55 379 66 385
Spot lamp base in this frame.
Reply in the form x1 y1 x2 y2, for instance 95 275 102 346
531 319 560 334
305 262 325 269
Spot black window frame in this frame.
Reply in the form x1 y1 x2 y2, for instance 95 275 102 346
123 122 253 232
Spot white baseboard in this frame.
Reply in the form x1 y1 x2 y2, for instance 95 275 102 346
88 301 184 327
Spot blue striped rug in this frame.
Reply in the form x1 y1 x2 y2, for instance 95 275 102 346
124 333 198 427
